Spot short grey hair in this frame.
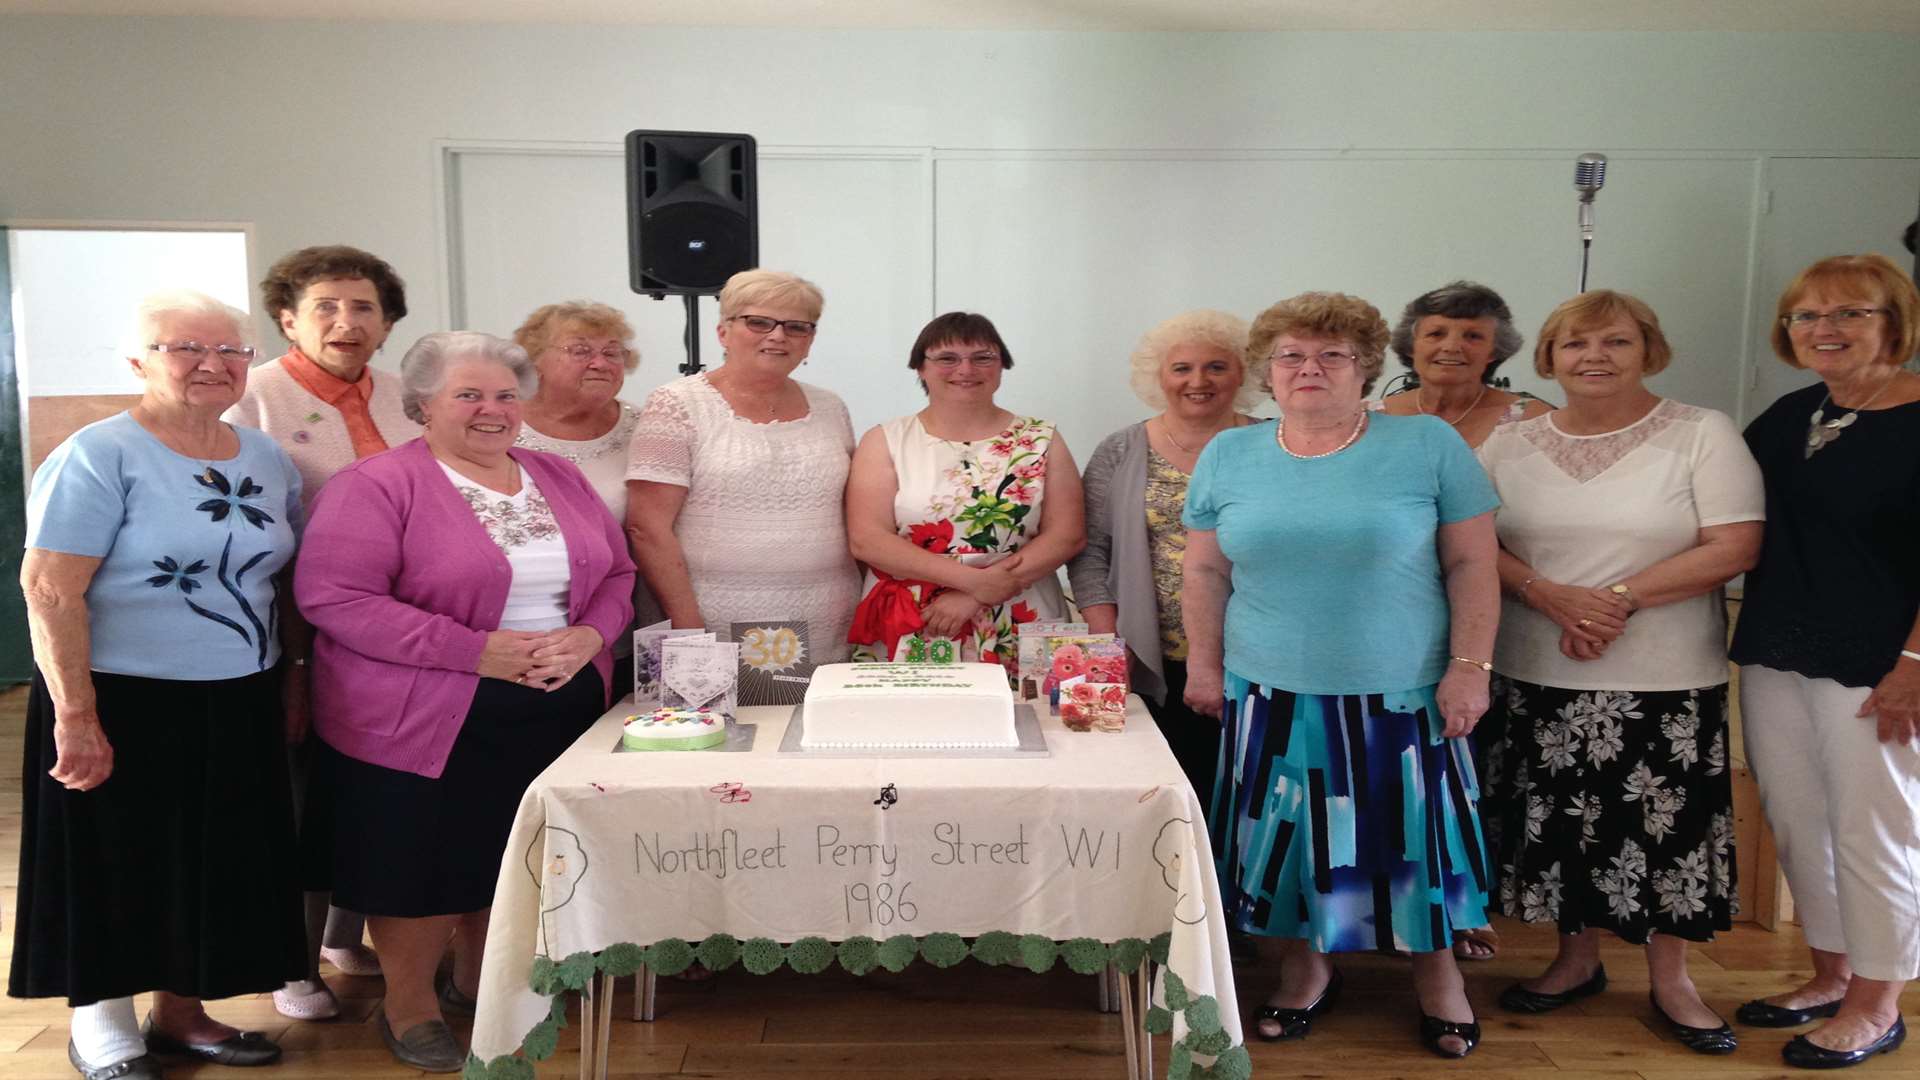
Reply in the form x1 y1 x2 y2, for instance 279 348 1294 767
1388 280 1525 380
1127 309 1260 411
399 331 538 424
124 289 252 359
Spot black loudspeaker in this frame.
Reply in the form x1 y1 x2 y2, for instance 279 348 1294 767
626 130 758 296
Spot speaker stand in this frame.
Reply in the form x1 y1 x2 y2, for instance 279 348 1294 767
678 293 704 375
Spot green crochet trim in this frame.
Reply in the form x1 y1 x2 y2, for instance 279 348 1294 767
476 934 1243 1078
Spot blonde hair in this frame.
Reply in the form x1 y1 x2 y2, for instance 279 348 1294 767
1246 292 1389 395
1533 290 1672 378
513 301 639 373
1771 253 1920 368
718 269 824 322
1127 310 1259 410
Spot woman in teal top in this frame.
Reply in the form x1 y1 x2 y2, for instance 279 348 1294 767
1183 292 1501 1058
12 291 306 1078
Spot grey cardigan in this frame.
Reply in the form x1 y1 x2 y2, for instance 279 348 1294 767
1065 422 1170 705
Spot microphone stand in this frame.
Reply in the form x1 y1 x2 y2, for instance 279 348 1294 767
1578 197 1597 293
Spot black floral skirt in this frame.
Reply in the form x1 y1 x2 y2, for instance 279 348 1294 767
1489 677 1737 943
10 669 306 1005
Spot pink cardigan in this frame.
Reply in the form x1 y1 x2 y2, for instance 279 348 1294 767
295 438 635 778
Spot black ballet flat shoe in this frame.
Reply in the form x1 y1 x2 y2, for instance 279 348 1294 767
66 1041 163 1080
1738 996 1845 1028
1783 1016 1907 1069
1254 968 1343 1041
1650 992 1739 1055
1497 965 1607 1014
141 1016 281 1067
1419 1012 1482 1059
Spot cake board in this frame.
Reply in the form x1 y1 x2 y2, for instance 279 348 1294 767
779 703 1049 757
613 717 758 754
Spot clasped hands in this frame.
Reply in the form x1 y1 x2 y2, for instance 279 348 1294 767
1529 580 1633 662
918 554 1027 640
478 626 604 690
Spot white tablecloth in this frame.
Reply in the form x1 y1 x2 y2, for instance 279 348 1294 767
471 696 1243 1073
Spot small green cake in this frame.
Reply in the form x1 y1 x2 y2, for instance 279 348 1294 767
622 708 727 751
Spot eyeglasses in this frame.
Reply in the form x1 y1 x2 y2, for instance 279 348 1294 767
1270 349 1357 370
727 314 818 338
1782 308 1886 330
149 341 256 362
925 351 1003 369
554 343 629 363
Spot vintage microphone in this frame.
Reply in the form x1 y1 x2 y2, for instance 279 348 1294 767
1575 153 1607 292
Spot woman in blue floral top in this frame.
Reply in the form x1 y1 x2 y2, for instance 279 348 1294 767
13 291 306 1078
847 312 1085 676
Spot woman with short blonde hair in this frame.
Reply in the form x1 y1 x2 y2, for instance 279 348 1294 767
1730 254 1920 1069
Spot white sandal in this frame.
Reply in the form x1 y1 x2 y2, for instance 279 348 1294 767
273 980 341 1021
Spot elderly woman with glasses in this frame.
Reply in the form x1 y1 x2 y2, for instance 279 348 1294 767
514 301 654 685
1730 254 1920 1069
1184 292 1500 1057
847 312 1084 672
15 291 305 1078
626 270 860 658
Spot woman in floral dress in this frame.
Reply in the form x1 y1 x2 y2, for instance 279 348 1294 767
1478 291 1763 1054
846 312 1085 674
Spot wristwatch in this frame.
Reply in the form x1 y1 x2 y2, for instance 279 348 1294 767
1608 583 1639 612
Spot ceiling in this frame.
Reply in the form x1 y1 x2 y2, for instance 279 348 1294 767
4 0 1919 31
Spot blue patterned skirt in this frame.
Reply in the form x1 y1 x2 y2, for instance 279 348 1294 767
1209 672 1491 954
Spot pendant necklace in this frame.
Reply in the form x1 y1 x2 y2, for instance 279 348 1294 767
1160 416 1243 455
1805 376 1895 459
1276 411 1367 460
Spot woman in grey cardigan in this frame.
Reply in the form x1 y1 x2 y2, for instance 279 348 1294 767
1068 310 1260 798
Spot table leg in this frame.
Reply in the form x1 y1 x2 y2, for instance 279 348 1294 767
1136 963 1153 1080
1097 964 1112 1014
577 981 596 1080
594 972 614 1080
1116 962 1141 1080
632 964 657 1022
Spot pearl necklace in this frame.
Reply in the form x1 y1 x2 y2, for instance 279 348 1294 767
1417 384 1488 428
1276 411 1367 460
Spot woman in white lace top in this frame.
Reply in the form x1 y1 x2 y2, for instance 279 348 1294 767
625 271 860 661
1478 291 1763 1053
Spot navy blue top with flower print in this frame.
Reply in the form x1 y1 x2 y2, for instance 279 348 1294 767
26 412 303 679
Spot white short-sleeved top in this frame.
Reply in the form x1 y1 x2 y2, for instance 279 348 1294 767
1479 399 1764 691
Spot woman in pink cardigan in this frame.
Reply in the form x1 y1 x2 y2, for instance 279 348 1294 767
295 331 633 1072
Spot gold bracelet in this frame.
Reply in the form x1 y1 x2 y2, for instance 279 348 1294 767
1450 655 1492 672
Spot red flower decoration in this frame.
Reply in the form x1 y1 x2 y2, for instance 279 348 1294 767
1010 601 1039 625
909 520 954 553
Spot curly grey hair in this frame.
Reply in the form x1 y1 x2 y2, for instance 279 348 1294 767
124 289 252 359
1127 309 1261 411
1388 280 1524 381
399 331 538 424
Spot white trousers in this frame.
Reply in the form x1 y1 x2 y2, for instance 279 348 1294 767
1741 665 1920 981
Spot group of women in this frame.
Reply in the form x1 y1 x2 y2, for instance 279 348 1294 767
12 244 1920 1076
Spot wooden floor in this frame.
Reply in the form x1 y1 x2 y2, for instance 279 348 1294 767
0 684 1915 1079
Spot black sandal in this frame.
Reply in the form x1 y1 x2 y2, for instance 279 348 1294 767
1254 968 1342 1041
1419 1012 1482 1059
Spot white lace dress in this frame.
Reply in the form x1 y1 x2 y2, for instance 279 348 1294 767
625 373 859 662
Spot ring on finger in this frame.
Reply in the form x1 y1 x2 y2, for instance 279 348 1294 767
1577 618 1592 628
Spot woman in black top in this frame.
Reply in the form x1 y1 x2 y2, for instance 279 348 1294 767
1729 253 1920 1070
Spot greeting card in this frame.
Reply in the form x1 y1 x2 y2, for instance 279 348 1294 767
659 637 739 717
632 623 712 703
1016 620 1087 701
732 620 817 707
1061 682 1128 732
1045 636 1127 715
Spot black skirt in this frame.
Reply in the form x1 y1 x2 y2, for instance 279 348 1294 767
9 669 307 1006
324 669 603 919
1145 659 1224 811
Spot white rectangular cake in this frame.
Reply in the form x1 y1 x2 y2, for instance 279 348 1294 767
800 662 1019 750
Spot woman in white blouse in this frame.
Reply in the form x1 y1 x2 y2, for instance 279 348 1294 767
1479 291 1763 1055
625 270 859 659
515 301 654 685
